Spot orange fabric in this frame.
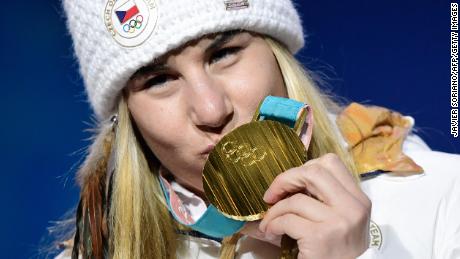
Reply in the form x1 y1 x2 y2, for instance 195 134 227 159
336 102 424 176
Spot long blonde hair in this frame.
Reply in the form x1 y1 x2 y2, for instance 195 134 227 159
265 37 358 178
68 35 357 259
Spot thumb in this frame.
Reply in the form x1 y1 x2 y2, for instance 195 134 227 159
239 221 282 247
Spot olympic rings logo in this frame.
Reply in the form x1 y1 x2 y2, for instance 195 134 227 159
122 15 144 33
221 141 267 167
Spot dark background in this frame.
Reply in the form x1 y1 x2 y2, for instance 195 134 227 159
1 1 458 258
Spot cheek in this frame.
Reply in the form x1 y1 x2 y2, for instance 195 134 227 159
127 94 184 151
259 61 285 96
255 51 287 97
228 53 286 106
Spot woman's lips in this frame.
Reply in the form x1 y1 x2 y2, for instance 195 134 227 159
201 144 216 156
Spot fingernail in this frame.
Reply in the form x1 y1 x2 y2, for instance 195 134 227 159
259 220 266 232
264 232 277 241
263 191 271 203
253 229 265 239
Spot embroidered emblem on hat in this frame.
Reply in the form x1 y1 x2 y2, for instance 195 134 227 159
369 220 383 250
104 0 158 47
224 0 249 11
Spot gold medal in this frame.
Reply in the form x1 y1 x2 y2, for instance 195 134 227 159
203 97 312 259
203 97 310 221
203 119 307 221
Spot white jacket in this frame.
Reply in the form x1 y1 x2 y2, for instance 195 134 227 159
177 134 460 259
56 133 460 259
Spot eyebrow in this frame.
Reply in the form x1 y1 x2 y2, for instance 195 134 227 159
205 30 241 54
129 30 242 82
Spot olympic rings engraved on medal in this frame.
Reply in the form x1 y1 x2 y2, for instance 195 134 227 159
122 15 144 33
221 141 267 166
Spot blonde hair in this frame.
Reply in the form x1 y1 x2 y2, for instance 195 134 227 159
67 35 357 259
109 97 178 258
265 37 358 179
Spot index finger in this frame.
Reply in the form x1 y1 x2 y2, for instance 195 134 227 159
317 153 370 207
263 161 352 207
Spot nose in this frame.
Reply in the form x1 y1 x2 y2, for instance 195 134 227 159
186 73 234 133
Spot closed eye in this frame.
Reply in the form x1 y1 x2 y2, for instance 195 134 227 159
209 47 242 64
144 74 177 88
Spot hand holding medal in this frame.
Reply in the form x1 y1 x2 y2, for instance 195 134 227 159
203 96 370 259
257 152 371 259
203 96 311 258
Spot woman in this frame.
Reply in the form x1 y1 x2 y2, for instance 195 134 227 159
58 0 460 258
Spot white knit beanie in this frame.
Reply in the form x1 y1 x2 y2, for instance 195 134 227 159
63 0 304 120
